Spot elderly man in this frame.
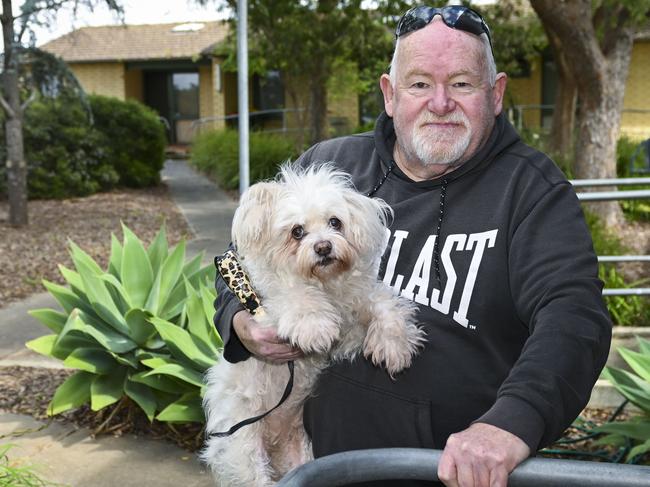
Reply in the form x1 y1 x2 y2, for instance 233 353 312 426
214 5 612 487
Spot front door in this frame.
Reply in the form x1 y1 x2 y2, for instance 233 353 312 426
144 71 199 144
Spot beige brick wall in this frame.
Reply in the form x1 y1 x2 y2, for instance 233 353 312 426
199 64 213 119
328 86 359 136
621 41 650 140
196 60 226 133
124 68 143 102
70 62 126 99
504 57 543 130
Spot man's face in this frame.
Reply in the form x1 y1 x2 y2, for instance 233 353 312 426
380 18 506 169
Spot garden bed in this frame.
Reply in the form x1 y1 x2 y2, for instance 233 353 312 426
0 184 192 308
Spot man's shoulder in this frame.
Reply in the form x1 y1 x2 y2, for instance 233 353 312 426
500 140 569 187
306 131 375 162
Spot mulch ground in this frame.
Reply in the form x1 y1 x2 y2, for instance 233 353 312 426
0 365 204 452
0 185 192 308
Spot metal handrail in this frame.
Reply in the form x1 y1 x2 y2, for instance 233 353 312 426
604 288 650 296
190 108 306 134
599 255 650 263
571 179 650 295
576 190 650 201
571 177 650 187
277 448 650 487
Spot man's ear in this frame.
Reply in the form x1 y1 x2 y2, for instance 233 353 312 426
492 72 508 116
380 74 395 117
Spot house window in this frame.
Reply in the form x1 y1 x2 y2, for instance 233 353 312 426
252 70 285 131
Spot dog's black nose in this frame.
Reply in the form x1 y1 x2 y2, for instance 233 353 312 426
314 240 332 256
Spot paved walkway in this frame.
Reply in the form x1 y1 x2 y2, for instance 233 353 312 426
0 159 236 487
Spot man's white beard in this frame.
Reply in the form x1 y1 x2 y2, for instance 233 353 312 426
408 112 471 167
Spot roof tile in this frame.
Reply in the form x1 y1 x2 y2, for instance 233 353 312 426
40 21 228 62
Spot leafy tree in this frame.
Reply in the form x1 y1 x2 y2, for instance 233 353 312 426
530 0 650 228
209 1 546 146
0 0 123 227
210 0 399 145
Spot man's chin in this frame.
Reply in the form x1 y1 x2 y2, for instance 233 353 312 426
414 142 469 167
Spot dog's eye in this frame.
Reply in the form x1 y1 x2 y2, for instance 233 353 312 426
329 217 342 230
291 225 305 240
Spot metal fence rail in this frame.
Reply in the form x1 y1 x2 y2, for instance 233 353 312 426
191 108 306 135
569 177 650 296
571 177 650 187
598 255 650 263
577 190 650 201
276 448 650 487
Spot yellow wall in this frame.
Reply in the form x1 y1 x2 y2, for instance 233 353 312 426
621 40 650 140
124 68 143 102
196 61 227 133
199 64 213 120
70 63 126 99
503 42 650 140
504 57 543 130
328 85 359 137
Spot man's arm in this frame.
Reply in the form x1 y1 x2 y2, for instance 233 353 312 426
214 266 303 363
213 269 249 362
439 182 611 487
438 423 529 487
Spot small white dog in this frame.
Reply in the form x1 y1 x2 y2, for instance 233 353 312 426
202 163 424 486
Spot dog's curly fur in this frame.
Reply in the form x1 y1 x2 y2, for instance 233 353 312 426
202 163 425 486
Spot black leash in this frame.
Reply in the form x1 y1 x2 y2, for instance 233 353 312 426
209 360 295 438
214 246 298 438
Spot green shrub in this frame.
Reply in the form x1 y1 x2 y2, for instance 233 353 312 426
0 96 119 200
595 336 650 464
616 136 650 222
89 95 166 188
26 223 220 424
23 97 119 199
585 211 650 327
190 129 296 190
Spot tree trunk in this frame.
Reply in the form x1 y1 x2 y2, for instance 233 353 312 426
573 32 633 228
283 77 308 151
545 28 576 157
309 75 328 144
530 0 635 229
1 0 28 226
5 117 28 226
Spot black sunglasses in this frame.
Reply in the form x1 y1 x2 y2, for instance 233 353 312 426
395 5 492 51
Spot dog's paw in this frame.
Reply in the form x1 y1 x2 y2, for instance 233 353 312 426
364 321 426 377
280 315 340 354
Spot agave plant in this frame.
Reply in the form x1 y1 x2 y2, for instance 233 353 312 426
595 336 650 463
26 223 221 424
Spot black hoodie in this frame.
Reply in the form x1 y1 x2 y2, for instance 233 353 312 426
214 112 612 459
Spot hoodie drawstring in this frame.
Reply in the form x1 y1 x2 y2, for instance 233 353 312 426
433 178 449 288
367 162 449 289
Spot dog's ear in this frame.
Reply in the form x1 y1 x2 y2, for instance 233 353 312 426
231 181 282 253
342 189 392 257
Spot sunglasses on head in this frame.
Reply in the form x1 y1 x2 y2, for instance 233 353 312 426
395 5 492 51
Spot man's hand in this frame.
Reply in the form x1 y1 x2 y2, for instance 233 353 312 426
233 311 303 363
437 423 530 487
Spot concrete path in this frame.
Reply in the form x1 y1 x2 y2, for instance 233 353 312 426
0 159 235 487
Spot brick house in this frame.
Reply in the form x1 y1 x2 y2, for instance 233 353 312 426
506 30 650 140
41 21 359 145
